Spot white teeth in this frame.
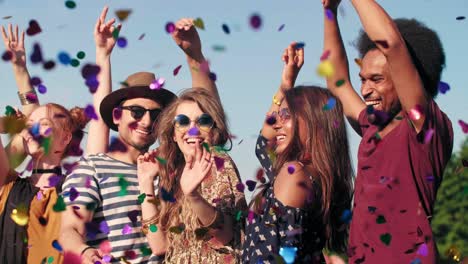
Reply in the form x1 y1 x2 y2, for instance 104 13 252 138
365 100 381 106
185 138 203 144
276 135 286 142
136 129 149 135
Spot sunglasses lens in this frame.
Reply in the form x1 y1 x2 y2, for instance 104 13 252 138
198 114 214 128
279 108 291 120
149 109 161 120
130 106 146 120
174 114 190 128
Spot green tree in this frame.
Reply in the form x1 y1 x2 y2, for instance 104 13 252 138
432 137 468 263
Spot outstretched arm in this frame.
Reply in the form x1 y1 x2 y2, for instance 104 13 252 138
171 18 221 104
261 42 304 141
86 6 121 155
322 0 365 132
350 0 427 132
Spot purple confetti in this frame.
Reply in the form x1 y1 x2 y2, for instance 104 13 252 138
246 180 257 192
85 76 99 93
85 104 99 120
117 37 127 48
85 176 92 188
214 156 225 171
2 50 12 61
138 33 145 40
209 72 217 81
424 129 434 144
43 60 56 70
81 63 101 79
287 165 295 174
438 81 450 94
30 43 43 64
459 120 468 133
247 210 254 224
26 20 42 36
236 182 245 193
48 175 62 187
99 220 110 234
37 191 43 201
173 65 182 76
113 108 122 120
188 127 200 136
122 224 132 235
325 9 334 20
165 22 175 33
278 24 285 31
265 115 277 126
417 243 428 256
149 77 165 90
30 76 42 86
249 13 262 30
128 210 139 223
425 175 435 182
69 187 79 202
102 255 111 262
37 84 47 94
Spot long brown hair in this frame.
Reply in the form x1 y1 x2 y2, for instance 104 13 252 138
253 86 354 253
157 89 231 232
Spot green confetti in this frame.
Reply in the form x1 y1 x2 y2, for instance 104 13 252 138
65 0 76 9
149 224 158 233
194 227 209 239
76 51 86 60
70 59 80 67
118 175 129 196
376 215 386 224
120 81 129 87
47 256 54 263
112 28 120 40
212 45 226 52
86 202 96 210
137 193 146 204
380 233 392 246
395 116 403 120
193 17 205 30
140 246 152 256
5 105 16 116
335 79 345 87
235 210 243 221
156 156 167 165
53 195 66 212
41 137 51 155
202 142 211 153
375 132 381 140
213 145 229 153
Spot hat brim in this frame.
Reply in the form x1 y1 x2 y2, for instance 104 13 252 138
100 86 177 131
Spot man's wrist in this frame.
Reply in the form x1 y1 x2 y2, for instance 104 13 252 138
186 54 205 65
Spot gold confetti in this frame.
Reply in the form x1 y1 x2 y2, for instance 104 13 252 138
316 60 335 78
115 9 132 22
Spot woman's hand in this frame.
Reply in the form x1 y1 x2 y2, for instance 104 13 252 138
1 24 26 68
180 140 213 197
94 6 122 57
171 18 203 61
280 42 304 90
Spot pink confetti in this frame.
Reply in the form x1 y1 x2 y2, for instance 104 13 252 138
408 105 423 121
247 210 255 224
165 22 175 34
173 65 182 76
459 120 468 133
37 191 43 201
417 243 428 256
122 224 132 235
214 156 225 171
62 252 81 264
85 176 92 188
99 240 112 254
249 13 262 30
149 77 165 90
320 50 331 61
424 129 434 144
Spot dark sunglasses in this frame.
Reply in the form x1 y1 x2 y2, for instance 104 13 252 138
174 113 214 132
120 105 162 121
265 108 291 125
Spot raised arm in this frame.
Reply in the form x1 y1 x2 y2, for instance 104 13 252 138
261 42 303 141
350 0 427 131
86 6 121 155
322 0 365 132
171 18 221 104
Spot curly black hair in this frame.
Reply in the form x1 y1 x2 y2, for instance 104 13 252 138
355 18 446 98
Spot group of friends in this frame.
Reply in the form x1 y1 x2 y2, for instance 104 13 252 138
0 0 454 263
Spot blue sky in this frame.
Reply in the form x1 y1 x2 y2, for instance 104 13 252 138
1 0 466 198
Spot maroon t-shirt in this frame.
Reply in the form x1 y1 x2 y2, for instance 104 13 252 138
348 100 453 264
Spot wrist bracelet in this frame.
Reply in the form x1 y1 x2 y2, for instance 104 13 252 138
17 90 38 105
80 246 95 256
273 95 282 106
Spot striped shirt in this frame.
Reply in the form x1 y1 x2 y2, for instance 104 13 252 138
62 153 161 263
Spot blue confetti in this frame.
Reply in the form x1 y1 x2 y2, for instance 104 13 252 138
279 247 298 264
57 51 71 65
52 240 63 252
222 23 230 34
341 209 353 224
295 42 305 49
438 81 450 94
323 97 337 111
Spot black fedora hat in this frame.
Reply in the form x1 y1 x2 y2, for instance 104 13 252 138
100 72 177 131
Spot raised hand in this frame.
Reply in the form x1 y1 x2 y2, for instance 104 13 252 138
322 0 341 10
180 140 213 196
1 24 26 68
94 6 122 56
280 42 304 90
171 18 203 61
137 149 161 184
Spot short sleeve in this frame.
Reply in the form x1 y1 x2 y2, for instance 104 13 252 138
62 156 101 208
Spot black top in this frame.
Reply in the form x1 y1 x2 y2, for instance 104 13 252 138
242 135 326 263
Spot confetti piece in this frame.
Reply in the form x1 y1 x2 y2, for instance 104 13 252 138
149 77 165 89
209 72 217 81
408 105 423 121
325 9 334 20
47 256 54 263
202 142 211 152
65 1 76 9
214 156 225 171
70 59 80 67
30 43 43 64
115 9 132 22
249 13 262 30
417 243 428 257
411 258 422 264
52 240 63 252
438 81 450 94
247 210 254 224
376 215 386 224
138 33 145 40
76 51 86 60
320 50 331 61
156 156 167 165
2 50 12 61
235 210 243 221
424 129 434 144
354 58 362 67
37 191 43 201
336 79 345 87
2 16 12 20
43 60 56 70
458 120 468 133
246 180 257 191
169 224 185 234
127 210 139 223
117 37 128 48
188 127 200 136
141 246 152 256
81 63 101 79
53 196 66 212
173 65 182 76
149 224 158 233
112 28 120 39
11 206 29 226
69 187 79 201
380 233 392 246
316 60 335 78
295 42 305 49
137 193 146 204
341 209 352 223
118 175 129 196
37 84 47 94
265 115 277 126
103 255 112 262
48 175 62 187
161 187 176 202
165 22 175 34
222 24 230 34
445 245 461 262
456 16 466 20
278 24 285 31
193 18 205 30
122 224 132 235
323 97 337 111
256 168 266 184
85 104 99 120
57 51 72 65
26 20 42 36
4 105 16 116
236 182 245 193
279 246 298 264
287 165 295 174
212 44 226 52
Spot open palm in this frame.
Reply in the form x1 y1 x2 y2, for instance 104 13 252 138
1 24 26 67
94 6 121 56
171 18 202 61
137 149 160 182
180 145 212 196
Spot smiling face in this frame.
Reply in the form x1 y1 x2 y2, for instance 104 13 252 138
272 101 294 154
113 98 161 152
172 101 213 157
360 49 401 114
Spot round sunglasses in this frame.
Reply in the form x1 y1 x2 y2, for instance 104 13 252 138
120 105 162 121
174 113 214 132
265 108 291 125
